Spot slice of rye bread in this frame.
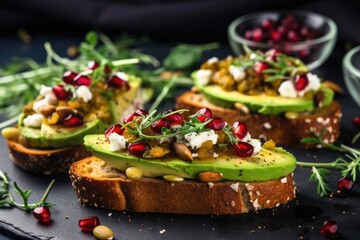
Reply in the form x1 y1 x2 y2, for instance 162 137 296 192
69 156 296 215
7 140 91 175
176 91 342 148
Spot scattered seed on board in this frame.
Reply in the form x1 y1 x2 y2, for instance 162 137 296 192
93 225 114 240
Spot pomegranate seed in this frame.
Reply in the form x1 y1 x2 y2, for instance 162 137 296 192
282 15 295 26
254 61 269 74
123 112 140 124
196 108 212 122
107 75 130 90
336 177 354 195
128 142 149 157
298 48 310 58
244 30 253 40
74 75 92 86
206 117 226 130
277 25 288 37
352 116 360 128
232 122 248 139
79 216 100 232
270 30 281 42
287 30 300 42
87 60 100 70
293 74 309 91
233 142 254 158
164 110 184 125
63 70 78 85
261 18 274 30
52 85 71 100
252 28 263 42
290 22 300 31
33 206 51 223
320 220 339 238
265 49 280 61
105 124 124 139
151 118 171 133
63 113 83 127
135 109 149 116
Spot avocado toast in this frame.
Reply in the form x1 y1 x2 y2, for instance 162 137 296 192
3 60 143 174
69 108 296 214
176 49 341 147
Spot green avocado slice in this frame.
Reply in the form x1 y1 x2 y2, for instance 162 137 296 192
84 134 296 182
193 72 334 115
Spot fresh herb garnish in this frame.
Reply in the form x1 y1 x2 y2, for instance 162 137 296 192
0 170 55 211
297 134 360 196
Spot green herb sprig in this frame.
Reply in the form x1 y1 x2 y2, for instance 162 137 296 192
297 134 360 197
0 170 55 211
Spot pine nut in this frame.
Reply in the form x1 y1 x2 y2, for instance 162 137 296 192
1 127 20 141
125 167 143 180
93 225 114 240
163 175 184 183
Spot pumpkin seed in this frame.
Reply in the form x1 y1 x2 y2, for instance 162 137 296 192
198 171 222 183
173 142 193 161
93 225 114 240
125 167 143 180
1 127 20 141
163 175 184 183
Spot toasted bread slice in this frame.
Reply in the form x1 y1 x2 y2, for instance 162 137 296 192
69 157 296 215
176 91 341 148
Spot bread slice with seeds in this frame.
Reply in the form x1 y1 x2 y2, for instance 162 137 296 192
176 91 341 148
69 156 296 215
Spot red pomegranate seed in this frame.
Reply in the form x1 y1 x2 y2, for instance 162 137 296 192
265 49 280 61
74 75 92 86
79 216 100 232
123 112 140 124
87 60 100 70
52 85 71 100
293 74 309 91
244 30 253 40
254 61 269 74
352 116 360 128
252 28 263 42
277 25 288 37
206 117 226 130
135 109 149 116
151 118 171 133
233 142 254 158
298 48 310 58
63 113 83 127
164 110 184 126
261 18 274 30
282 15 295 26
107 75 130 90
196 108 212 122
270 30 281 42
232 122 248 139
63 70 78 85
320 220 339 238
33 206 51 223
105 124 124 139
287 30 300 42
128 142 149 157
336 177 354 195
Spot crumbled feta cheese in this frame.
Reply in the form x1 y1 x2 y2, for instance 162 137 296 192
32 98 50 113
116 71 129 81
109 133 127 151
278 80 297 98
39 85 53 96
250 139 262 155
278 73 321 98
213 152 219 158
76 85 93 102
196 69 212 85
184 130 218 149
306 72 321 91
242 132 252 142
192 153 199 158
158 137 172 144
23 114 44 128
207 57 219 64
229 65 246 81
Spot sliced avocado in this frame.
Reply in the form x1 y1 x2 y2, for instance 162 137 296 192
19 115 108 148
193 72 334 115
84 134 296 182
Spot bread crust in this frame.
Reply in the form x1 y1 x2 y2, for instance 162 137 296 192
7 140 91 175
69 157 296 215
176 91 341 148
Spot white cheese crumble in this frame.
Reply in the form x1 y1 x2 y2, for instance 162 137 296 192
278 73 321 98
109 133 127 151
213 152 219 158
76 85 93 102
229 65 246 81
249 139 262 155
23 114 44 128
39 85 53 96
192 153 199 158
184 130 218 150
196 69 212 85
207 57 219 64
116 71 129 81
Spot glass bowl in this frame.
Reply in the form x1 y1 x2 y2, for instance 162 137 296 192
343 46 360 108
228 10 337 70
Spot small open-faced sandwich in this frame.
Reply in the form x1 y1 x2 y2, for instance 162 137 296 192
176 49 341 147
2 60 143 174
69 108 296 214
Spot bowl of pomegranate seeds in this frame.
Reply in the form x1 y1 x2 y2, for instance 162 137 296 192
343 46 360 108
228 10 337 70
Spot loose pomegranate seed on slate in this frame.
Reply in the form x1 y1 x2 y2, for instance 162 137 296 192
336 177 354 195
105 124 124 139
232 122 248 139
107 75 130 90
352 116 360 128
196 108 212 122
151 118 171 133
87 60 100 70
293 74 309 91
33 206 51 223
74 75 92 87
62 70 78 85
206 117 226 130
254 61 269 74
233 142 254 157
135 109 149 116
63 113 83 127
320 220 339 238
52 85 71 100
79 216 100 232
128 142 149 157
